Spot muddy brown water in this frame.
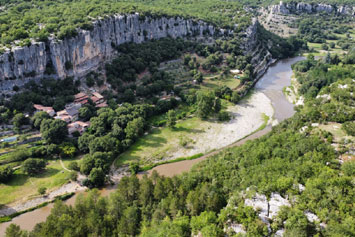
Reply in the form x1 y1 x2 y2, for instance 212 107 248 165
0 56 304 236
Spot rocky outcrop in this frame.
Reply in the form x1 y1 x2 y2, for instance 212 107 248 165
243 18 274 80
0 14 218 81
227 191 291 236
270 1 355 16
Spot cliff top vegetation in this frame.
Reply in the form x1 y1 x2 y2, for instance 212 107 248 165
0 0 250 46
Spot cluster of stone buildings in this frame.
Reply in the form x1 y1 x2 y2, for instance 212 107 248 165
34 92 107 136
74 92 108 108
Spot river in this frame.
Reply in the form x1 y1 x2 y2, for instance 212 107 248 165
0 56 304 236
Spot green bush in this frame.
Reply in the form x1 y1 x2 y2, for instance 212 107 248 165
217 111 231 121
342 121 355 136
38 187 47 195
68 161 80 171
69 172 78 181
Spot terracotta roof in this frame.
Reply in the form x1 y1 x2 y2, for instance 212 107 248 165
75 121 90 127
33 104 44 110
78 99 89 105
92 92 104 99
33 104 54 112
74 92 87 99
74 93 89 104
90 96 101 103
67 121 90 134
57 110 68 116
57 115 71 122
96 102 108 108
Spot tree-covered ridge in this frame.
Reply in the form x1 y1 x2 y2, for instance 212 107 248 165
292 51 355 124
7 54 355 236
0 0 250 45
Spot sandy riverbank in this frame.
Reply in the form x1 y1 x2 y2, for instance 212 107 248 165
164 91 274 160
0 91 273 219
0 182 86 217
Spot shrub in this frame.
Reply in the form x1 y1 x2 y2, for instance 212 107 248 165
69 172 78 181
342 121 355 136
68 161 79 171
23 158 46 176
341 161 355 176
179 136 193 147
0 166 14 183
129 162 140 175
218 111 231 121
38 187 47 195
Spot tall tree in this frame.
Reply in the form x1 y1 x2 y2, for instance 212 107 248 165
166 110 176 128
40 119 68 144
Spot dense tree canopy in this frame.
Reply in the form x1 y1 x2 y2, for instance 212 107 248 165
40 119 68 144
9 53 354 236
0 0 249 45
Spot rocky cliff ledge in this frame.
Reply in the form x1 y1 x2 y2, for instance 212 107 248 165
0 14 219 81
270 1 355 16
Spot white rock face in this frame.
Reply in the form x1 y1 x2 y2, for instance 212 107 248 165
228 190 292 236
271 1 355 16
245 192 291 222
275 229 285 236
338 84 348 89
269 193 291 218
316 94 331 101
0 14 219 80
298 183 305 192
304 211 320 223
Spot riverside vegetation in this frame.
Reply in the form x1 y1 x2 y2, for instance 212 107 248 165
0 24 304 196
0 0 354 236
5 50 355 236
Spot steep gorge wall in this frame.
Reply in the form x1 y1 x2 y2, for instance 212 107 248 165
270 1 355 15
0 14 218 82
243 18 274 79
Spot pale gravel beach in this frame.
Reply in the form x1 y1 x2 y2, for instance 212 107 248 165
0 182 87 217
166 91 274 160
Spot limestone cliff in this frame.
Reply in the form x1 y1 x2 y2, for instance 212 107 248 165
0 14 217 81
243 18 274 80
270 1 355 16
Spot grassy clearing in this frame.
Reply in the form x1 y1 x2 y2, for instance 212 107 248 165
306 41 346 56
306 28 354 57
318 123 355 143
0 192 75 223
0 157 80 205
202 75 241 91
116 90 272 169
141 153 204 171
116 116 205 167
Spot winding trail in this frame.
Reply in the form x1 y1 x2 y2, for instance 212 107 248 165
60 159 71 172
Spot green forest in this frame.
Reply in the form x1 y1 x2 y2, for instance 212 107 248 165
0 0 354 236
0 0 250 45
2 0 352 47
5 51 355 236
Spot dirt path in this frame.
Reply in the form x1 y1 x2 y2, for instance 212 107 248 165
60 159 71 172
